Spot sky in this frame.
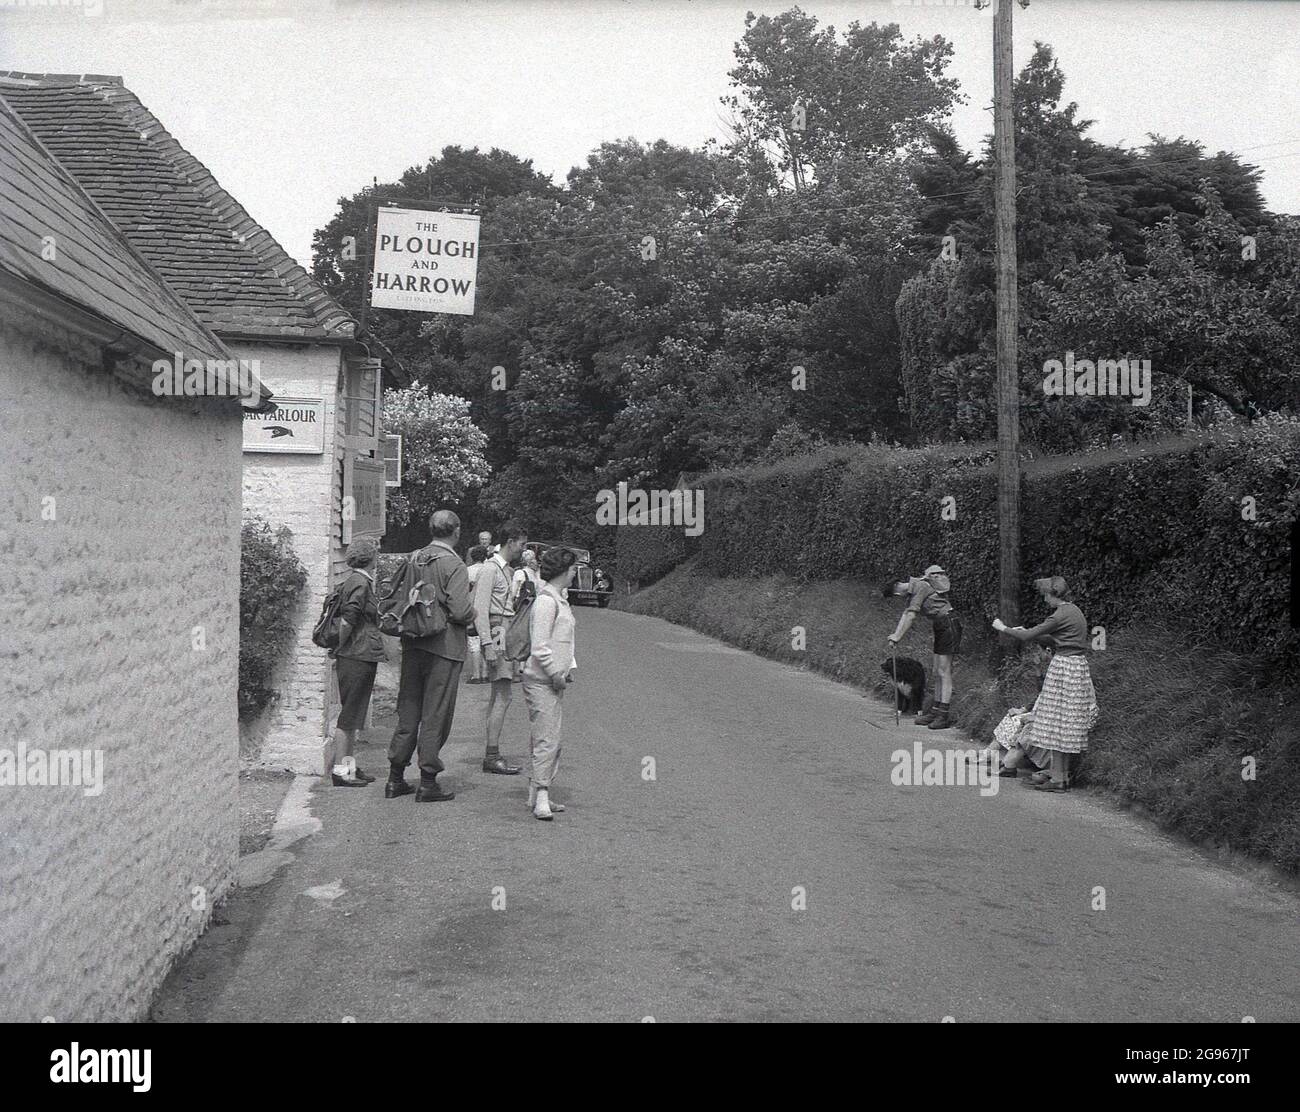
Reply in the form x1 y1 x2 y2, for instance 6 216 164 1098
2 0 1298 268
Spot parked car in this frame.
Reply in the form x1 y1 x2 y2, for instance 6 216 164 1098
524 541 612 607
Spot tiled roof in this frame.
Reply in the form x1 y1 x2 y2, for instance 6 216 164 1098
0 92 237 370
0 72 356 342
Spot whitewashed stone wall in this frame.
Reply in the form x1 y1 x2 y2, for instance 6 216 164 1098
0 310 241 1021
237 341 346 774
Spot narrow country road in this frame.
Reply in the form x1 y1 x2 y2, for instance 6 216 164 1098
152 609 1300 1022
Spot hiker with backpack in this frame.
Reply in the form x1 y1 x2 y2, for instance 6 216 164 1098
882 564 963 730
321 537 385 787
382 509 477 802
521 545 578 820
510 548 540 611
472 523 529 776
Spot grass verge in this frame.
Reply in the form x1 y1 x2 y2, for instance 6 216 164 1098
618 559 1300 874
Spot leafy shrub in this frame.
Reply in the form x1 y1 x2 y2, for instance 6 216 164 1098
239 517 308 722
383 386 490 528
619 418 1299 669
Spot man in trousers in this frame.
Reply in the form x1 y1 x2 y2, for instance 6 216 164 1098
386 509 476 802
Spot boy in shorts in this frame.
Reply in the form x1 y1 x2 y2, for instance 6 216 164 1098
882 564 963 730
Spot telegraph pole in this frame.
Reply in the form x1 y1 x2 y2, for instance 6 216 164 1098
993 0 1021 638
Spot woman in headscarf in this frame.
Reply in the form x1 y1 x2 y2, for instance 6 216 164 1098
329 537 386 786
993 576 1099 792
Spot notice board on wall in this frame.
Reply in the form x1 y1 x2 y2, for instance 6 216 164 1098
343 454 386 543
243 397 325 453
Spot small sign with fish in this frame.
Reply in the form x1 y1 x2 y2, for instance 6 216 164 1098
242 396 325 453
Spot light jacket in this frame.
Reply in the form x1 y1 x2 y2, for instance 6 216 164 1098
522 582 576 684
333 567 385 662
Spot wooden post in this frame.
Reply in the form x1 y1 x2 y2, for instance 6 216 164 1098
994 0 1021 645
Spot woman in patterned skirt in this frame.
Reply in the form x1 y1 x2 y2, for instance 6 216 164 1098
992 576 1099 793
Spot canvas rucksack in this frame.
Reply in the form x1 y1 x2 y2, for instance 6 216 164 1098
378 548 449 640
311 585 345 650
503 596 535 662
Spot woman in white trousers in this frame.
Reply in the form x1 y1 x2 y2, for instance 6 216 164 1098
521 547 578 820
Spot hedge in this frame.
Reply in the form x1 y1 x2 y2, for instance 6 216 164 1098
615 417 1300 670
239 517 308 722
614 522 691 588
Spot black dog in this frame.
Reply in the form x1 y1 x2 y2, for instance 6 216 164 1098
880 656 926 713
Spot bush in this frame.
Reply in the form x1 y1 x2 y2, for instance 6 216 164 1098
621 419 1300 670
239 517 308 722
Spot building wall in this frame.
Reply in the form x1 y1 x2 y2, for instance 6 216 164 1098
236 341 344 774
0 309 242 1021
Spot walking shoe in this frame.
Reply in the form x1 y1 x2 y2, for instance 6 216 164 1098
384 777 415 798
482 756 521 775
927 711 952 730
533 788 554 821
997 766 1020 778
352 767 375 783
415 782 456 802
331 772 368 787
914 708 937 726
1033 779 1069 793
527 784 565 812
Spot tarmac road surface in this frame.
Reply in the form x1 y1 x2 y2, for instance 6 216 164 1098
151 609 1300 1022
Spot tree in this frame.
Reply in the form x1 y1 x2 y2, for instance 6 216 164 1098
723 9 963 190
1031 189 1300 428
383 387 490 527
895 42 1276 447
